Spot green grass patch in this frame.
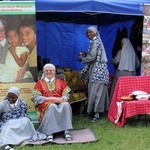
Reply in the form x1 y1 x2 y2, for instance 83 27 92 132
15 114 150 150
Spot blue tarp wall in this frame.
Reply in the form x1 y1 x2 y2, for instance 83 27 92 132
34 0 150 74
9 0 149 74
36 20 134 74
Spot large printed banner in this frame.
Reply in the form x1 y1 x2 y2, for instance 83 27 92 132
0 1 38 123
142 4 150 76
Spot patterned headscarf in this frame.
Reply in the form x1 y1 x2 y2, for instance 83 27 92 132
7 86 20 97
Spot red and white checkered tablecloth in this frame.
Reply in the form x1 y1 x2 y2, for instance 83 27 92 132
116 100 150 127
108 76 150 127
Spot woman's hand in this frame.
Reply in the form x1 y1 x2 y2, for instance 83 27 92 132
48 97 64 104
79 51 87 57
78 56 82 62
78 51 87 62
54 98 65 104
16 66 26 82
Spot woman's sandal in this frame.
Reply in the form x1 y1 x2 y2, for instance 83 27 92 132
91 117 98 123
47 135 54 142
3 145 14 150
65 133 72 141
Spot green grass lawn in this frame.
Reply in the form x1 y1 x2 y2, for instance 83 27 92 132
15 114 150 150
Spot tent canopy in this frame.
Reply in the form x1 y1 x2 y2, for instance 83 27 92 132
34 0 149 25
9 0 147 74
34 0 146 73
35 0 148 16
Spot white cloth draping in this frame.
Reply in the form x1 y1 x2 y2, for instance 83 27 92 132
0 117 46 147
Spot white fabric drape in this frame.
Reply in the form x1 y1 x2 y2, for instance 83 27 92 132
118 38 136 71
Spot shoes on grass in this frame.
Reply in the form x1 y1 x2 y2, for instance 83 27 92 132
3 145 14 150
65 133 72 141
91 117 99 123
47 134 54 142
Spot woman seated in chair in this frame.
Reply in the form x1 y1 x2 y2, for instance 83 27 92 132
32 63 73 142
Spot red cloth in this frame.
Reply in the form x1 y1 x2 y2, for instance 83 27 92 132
108 76 150 127
34 78 70 122
35 79 68 97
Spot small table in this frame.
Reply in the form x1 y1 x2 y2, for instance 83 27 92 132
108 76 150 127
114 100 150 127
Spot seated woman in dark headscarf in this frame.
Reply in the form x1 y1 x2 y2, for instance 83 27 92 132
0 86 46 150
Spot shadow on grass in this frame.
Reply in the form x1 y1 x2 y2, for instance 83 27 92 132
125 114 150 127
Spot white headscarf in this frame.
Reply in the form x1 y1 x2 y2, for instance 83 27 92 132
87 26 108 62
118 38 136 71
41 63 56 79
7 86 20 97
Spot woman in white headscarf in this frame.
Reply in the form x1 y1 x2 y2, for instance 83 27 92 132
78 26 110 122
0 86 46 150
110 38 140 99
32 63 73 142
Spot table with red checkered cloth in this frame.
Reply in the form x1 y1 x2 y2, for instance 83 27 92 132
108 76 150 127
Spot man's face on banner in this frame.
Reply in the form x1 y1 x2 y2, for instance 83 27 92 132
19 26 36 50
0 25 5 42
